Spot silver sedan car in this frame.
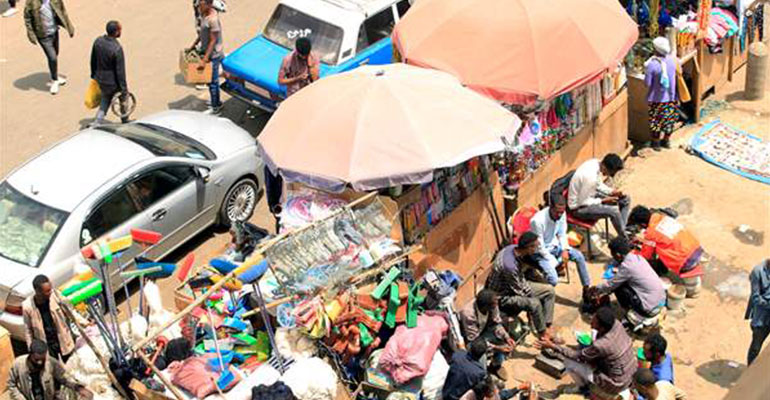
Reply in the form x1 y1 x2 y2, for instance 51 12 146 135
0 110 263 339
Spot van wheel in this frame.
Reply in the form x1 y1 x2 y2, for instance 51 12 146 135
219 178 258 227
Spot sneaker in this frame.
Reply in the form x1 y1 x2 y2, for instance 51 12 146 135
204 105 223 115
661 139 671 149
195 84 208 91
50 80 59 95
56 77 67 86
2 7 17 17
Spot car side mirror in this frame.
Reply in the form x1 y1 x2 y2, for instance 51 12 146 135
196 167 211 183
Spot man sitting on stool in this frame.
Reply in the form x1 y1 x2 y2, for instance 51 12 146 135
458 289 516 381
536 307 637 399
529 194 591 290
485 232 557 341
588 238 666 323
568 154 631 240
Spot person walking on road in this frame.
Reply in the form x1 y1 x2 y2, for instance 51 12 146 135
3 0 18 17
23 0 74 94
195 0 224 113
90 20 129 125
745 259 770 365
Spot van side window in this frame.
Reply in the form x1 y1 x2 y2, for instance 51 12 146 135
356 23 369 54
396 0 411 17
81 187 138 245
363 7 395 46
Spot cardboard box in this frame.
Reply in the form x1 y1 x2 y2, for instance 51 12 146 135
0 326 13 394
179 50 212 84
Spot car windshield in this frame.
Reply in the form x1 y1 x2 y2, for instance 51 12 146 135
0 183 68 267
263 4 344 65
99 123 215 160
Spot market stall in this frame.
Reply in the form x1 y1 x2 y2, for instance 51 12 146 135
623 0 762 141
256 63 519 313
392 0 637 210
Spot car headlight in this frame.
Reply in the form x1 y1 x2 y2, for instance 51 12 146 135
4 292 25 316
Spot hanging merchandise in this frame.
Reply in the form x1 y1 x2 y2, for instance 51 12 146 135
401 157 490 244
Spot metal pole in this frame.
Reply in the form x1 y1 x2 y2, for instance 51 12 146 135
251 282 284 371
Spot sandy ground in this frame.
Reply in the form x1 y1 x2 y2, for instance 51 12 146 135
2 1 770 399
504 56 770 399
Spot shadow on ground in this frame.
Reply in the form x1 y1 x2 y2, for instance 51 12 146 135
695 359 745 389
14 72 54 92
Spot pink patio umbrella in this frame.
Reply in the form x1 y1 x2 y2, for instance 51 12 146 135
258 64 520 192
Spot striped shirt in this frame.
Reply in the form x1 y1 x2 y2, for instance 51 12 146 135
485 246 532 297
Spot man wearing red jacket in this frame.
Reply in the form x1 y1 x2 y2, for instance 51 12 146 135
627 206 703 278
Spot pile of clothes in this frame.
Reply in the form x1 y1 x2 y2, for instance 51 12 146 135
705 7 740 51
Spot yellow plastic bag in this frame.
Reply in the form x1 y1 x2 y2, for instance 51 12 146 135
84 79 101 109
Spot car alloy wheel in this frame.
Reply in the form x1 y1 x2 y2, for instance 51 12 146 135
225 179 257 223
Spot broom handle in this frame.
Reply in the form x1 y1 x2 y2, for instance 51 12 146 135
54 292 132 400
137 349 186 400
135 192 377 350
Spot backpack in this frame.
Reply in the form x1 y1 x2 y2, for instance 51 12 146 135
543 170 576 207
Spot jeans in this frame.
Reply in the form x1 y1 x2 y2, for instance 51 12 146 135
572 195 631 239
748 325 770 365
532 246 590 286
38 31 59 81
95 84 128 123
209 56 222 108
499 282 555 335
615 283 653 316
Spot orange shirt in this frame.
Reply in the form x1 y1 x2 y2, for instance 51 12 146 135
640 212 702 276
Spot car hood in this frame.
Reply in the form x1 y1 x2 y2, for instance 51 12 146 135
0 255 34 294
224 35 290 97
138 111 255 159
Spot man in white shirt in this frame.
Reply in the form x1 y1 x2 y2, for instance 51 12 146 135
567 154 631 240
529 195 590 288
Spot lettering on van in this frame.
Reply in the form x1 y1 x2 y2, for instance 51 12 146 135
287 28 312 39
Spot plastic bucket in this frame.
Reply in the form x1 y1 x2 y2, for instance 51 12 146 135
683 276 702 298
667 285 687 310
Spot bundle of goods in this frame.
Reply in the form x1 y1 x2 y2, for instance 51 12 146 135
705 7 740 51
497 80 605 193
401 157 490 244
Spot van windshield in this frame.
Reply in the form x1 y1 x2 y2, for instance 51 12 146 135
0 183 68 267
263 4 343 65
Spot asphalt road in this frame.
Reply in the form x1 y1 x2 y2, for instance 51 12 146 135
0 0 279 326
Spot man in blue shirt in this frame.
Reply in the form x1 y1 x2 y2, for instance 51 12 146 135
529 194 590 288
442 339 488 400
643 333 674 383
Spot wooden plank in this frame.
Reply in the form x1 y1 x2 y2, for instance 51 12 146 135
0 326 12 394
593 90 629 156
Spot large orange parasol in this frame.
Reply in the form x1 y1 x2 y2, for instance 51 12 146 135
258 64 520 192
392 0 638 104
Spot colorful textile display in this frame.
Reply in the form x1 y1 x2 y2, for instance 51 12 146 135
690 119 770 184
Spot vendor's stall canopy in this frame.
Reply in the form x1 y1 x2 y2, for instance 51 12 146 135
258 64 520 192
392 0 639 104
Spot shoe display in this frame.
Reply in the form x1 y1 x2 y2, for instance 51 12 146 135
2 7 17 17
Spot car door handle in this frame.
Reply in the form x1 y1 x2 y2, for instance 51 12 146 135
151 209 167 221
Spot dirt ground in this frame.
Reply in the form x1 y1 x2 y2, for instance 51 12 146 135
504 55 770 399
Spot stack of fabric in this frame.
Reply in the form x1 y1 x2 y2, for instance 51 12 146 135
706 7 740 50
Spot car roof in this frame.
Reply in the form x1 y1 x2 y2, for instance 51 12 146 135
282 0 396 25
5 129 153 212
